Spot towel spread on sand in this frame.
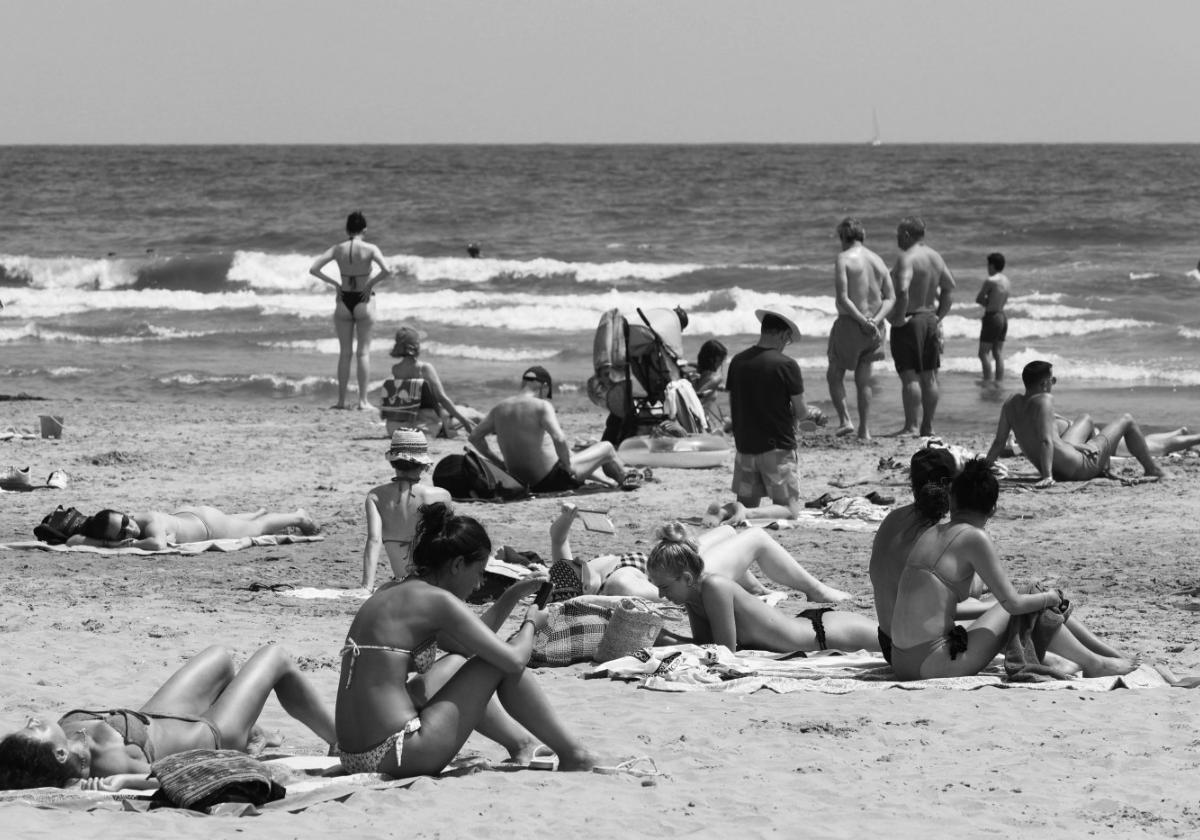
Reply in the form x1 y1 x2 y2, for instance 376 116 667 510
683 509 880 534
0 755 419 815
592 644 1168 694
0 534 324 555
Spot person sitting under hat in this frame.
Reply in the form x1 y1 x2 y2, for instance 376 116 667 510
381 325 479 439
361 428 451 591
468 367 643 493
703 304 825 526
66 505 319 551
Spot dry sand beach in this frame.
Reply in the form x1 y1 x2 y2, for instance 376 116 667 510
2 397 1200 838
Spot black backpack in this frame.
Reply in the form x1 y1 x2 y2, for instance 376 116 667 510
34 506 89 544
432 450 529 502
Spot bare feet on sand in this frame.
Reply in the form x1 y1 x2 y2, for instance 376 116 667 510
834 424 855 437
1082 654 1140 678
296 510 320 536
886 426 921 438
810 584 854 603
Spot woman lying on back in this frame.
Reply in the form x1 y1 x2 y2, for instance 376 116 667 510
335 502 596 777
0 645 334 790
888 459 1138 680
645 522 879 653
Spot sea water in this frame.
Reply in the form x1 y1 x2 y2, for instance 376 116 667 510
2 144 1199 436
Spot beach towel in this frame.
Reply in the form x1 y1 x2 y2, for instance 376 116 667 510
0 534 324 555
150 749 284 811
591 644 1168 694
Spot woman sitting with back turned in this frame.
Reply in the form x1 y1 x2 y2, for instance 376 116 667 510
888 459 1138 680
361 428 451 591
335 502 596 777
645 522 879 653
0 645 335 790
381 325 477 439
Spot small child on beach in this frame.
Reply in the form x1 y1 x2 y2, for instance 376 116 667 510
976 252 1010 383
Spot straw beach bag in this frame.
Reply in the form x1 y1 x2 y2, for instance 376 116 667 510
593 598 665 663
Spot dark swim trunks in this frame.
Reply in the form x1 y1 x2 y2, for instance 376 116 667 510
890 311 941 373
530 462 583 493
979 311 1008 343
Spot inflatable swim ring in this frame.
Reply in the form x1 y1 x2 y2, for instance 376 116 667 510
617 434 730 469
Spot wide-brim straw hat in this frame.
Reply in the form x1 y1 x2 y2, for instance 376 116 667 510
754 303 803 339
387 427 432 466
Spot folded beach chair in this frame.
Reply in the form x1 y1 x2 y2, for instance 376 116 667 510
588 307 706 445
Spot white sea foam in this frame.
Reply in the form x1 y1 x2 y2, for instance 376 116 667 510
1178 327 1200 341
0 254 141 290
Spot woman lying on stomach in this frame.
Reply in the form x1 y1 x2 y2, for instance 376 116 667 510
888 459 1138 681
645 521 880 653
0 645 335 790
335 502 596 777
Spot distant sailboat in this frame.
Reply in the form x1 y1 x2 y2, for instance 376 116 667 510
870 109 882 147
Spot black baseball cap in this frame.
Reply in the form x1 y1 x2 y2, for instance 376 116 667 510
522 366 553 399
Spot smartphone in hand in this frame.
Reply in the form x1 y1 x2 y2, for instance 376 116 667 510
534 580 554 609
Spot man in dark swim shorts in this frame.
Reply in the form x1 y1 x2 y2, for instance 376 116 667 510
976 252 1011 382
887 217 956 437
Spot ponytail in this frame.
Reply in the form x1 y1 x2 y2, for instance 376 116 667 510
411 502 491 575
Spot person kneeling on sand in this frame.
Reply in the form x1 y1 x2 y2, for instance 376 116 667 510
334 502 596 776
549 502 852 605
468 366 643 492
983 360 1164 488
644 521 879 654
68 505 319 550
0 645 335 791
888 460 1138 681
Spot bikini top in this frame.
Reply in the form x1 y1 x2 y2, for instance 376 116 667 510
339 636 439 689
905 523 977 602
59 708 157 762
342 237 368 283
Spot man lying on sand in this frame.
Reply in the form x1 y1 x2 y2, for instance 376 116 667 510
68 505 319 550
468 366 642 492
984 360 1165 488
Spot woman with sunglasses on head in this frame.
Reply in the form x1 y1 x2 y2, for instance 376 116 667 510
68 506 319 551
646 522 879 654
361 428 453 592
889 459 1138 680
335 501 596 777
310 210 394 411
0 645 335 791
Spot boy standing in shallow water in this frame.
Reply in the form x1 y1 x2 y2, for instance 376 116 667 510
976 252 1010 383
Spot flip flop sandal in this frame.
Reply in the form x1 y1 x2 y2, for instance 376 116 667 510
619 470 644 491
528 745 558 771
865 491 895 506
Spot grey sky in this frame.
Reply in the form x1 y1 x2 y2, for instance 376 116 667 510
5 0 1197 143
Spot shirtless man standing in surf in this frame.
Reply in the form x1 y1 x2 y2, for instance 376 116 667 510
825 217 895 441
888 216 955 437
983 360 1165 488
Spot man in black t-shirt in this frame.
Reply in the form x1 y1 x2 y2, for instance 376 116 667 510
703 304 823 526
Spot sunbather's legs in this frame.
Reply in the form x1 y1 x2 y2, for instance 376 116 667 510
139 645 236 717
569 442 628 483
1060 414 1094 446
701 530 851 603
1097 414 1164 477
204 644 336 749
184 506 318 539
1044 620 1138 677
414 654 537 764
821 612 882 651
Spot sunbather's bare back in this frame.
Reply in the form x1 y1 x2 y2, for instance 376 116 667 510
482 395 559 485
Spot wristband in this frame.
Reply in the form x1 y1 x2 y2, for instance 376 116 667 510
521 619 536 632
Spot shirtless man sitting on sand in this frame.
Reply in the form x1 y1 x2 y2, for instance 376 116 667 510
983 360 1165 488
69 506 319 550
468 366 641 492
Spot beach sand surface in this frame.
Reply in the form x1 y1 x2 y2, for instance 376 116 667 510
1 399 1199 838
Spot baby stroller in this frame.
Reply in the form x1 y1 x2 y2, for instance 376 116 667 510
588 307 707 445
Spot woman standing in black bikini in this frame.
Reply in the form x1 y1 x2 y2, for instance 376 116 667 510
0 645 335 790
309 211 392 410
